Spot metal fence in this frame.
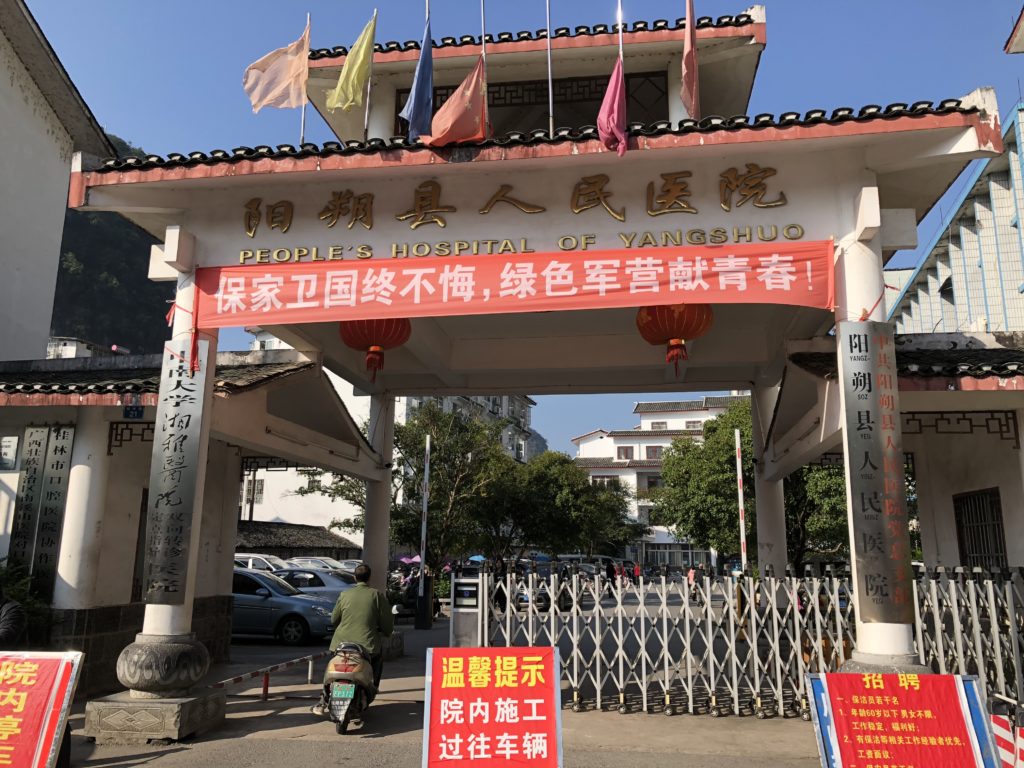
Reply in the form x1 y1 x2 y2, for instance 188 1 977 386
480 568 1024 718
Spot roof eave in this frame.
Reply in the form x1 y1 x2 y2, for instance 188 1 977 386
1 0 112 157
71 105 996 216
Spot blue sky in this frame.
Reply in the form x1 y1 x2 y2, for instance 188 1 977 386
29 0 1024 453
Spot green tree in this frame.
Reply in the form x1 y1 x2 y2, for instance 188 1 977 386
656 399 850 572
784 464 849 575
656 401 756 556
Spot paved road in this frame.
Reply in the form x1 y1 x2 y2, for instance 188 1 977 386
70 618 821 768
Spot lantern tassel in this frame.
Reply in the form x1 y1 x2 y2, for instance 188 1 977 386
666 338 687 378
366 345 384 383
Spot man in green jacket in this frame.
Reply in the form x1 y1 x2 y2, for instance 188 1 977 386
328 564 394 689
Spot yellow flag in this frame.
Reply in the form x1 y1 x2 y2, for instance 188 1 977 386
326 10 377 112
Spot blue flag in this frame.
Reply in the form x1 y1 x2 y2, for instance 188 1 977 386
399 19 434 140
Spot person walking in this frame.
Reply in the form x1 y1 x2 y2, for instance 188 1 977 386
633 562 641 585
605 560 615 597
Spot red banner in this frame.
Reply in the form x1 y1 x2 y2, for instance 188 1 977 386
424 647 561 767
824 672 980 767
195 241 834 328
0 652 81 768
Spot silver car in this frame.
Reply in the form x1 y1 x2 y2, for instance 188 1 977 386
231 569 334 645
287 556 351 571
235 552 290 571
274 568 355 605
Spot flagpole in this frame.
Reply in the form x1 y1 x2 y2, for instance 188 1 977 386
300 12 310 144
363 8 377 141
546 0 554 138
616 0 624 59
480 0 487 67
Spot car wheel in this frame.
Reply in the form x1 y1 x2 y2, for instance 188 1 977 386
277 615 310 646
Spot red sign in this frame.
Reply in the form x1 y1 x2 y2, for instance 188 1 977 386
424 647 561 767
0 652 82 768
824 672 981 767
194 241 834 329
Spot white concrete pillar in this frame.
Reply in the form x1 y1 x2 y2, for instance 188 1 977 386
837 228 917 663
363 392 395 591
141 272 219 637
751 385 787 578
52 407 111 610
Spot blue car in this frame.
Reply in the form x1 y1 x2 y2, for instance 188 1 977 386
232 568 334 645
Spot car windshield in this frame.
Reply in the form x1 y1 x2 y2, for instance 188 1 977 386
317 557 346 569
264 555 289 569
254 571 301 596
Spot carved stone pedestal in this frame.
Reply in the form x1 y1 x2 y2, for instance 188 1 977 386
84 631 221 744
84 689 225 745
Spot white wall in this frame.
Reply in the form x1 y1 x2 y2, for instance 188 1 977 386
0 29 74 362
195 440 242 597
907 428 1024 567
247 465 364 547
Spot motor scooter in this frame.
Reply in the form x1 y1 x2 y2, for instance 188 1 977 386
322 643 376 734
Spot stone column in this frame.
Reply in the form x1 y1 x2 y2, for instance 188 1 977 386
52 407 111 610
836 217 918 668
751 385 787 578
363 392 395 591
115 270 219 698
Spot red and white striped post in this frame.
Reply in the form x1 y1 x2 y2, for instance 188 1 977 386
735 428 748 573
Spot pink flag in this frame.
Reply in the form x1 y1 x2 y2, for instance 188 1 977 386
597 57 627 156
681 0 701 120
421 56 489 146
242 20 310 113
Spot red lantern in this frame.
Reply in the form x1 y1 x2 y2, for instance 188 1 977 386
339 318 412 382
635 303 713 376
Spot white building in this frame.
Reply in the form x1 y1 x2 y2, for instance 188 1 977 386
0 0 111 361
572 394 747 567
243 330 543 543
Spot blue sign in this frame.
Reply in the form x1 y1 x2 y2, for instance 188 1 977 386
123 405 144 420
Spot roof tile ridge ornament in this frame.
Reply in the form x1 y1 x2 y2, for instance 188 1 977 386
87 98 980 172
307 13 761 62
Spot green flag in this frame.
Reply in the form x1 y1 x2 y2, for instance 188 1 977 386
326 10 377 112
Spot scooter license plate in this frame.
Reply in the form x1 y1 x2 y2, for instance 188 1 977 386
331 683 356 700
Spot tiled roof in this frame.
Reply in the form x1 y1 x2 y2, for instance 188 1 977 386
92 100 975 173
634 395 748 413
607 429 701 437
308 14 758 60
0 357 313 397
573 457 666 469
790 345 1024 379
236 522 358 551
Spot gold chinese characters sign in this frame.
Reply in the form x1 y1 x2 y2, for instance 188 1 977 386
235 166 807 265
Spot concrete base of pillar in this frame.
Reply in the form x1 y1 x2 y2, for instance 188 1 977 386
84 689 225 745
382 630 404 661
842 651 932 674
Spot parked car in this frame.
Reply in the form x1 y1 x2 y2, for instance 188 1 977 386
231 568 334 645
287 556 351 572
274 568 355 604
235 552 290 571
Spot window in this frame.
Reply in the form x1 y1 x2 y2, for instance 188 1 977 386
954 488 1008 570
592 476 616 487
646 446 664 460
244 478 264 505
282 571 325 588
685 420 702 430
232 573 265 595
650 422 668 431
617 447 634 460
396 71 668 138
